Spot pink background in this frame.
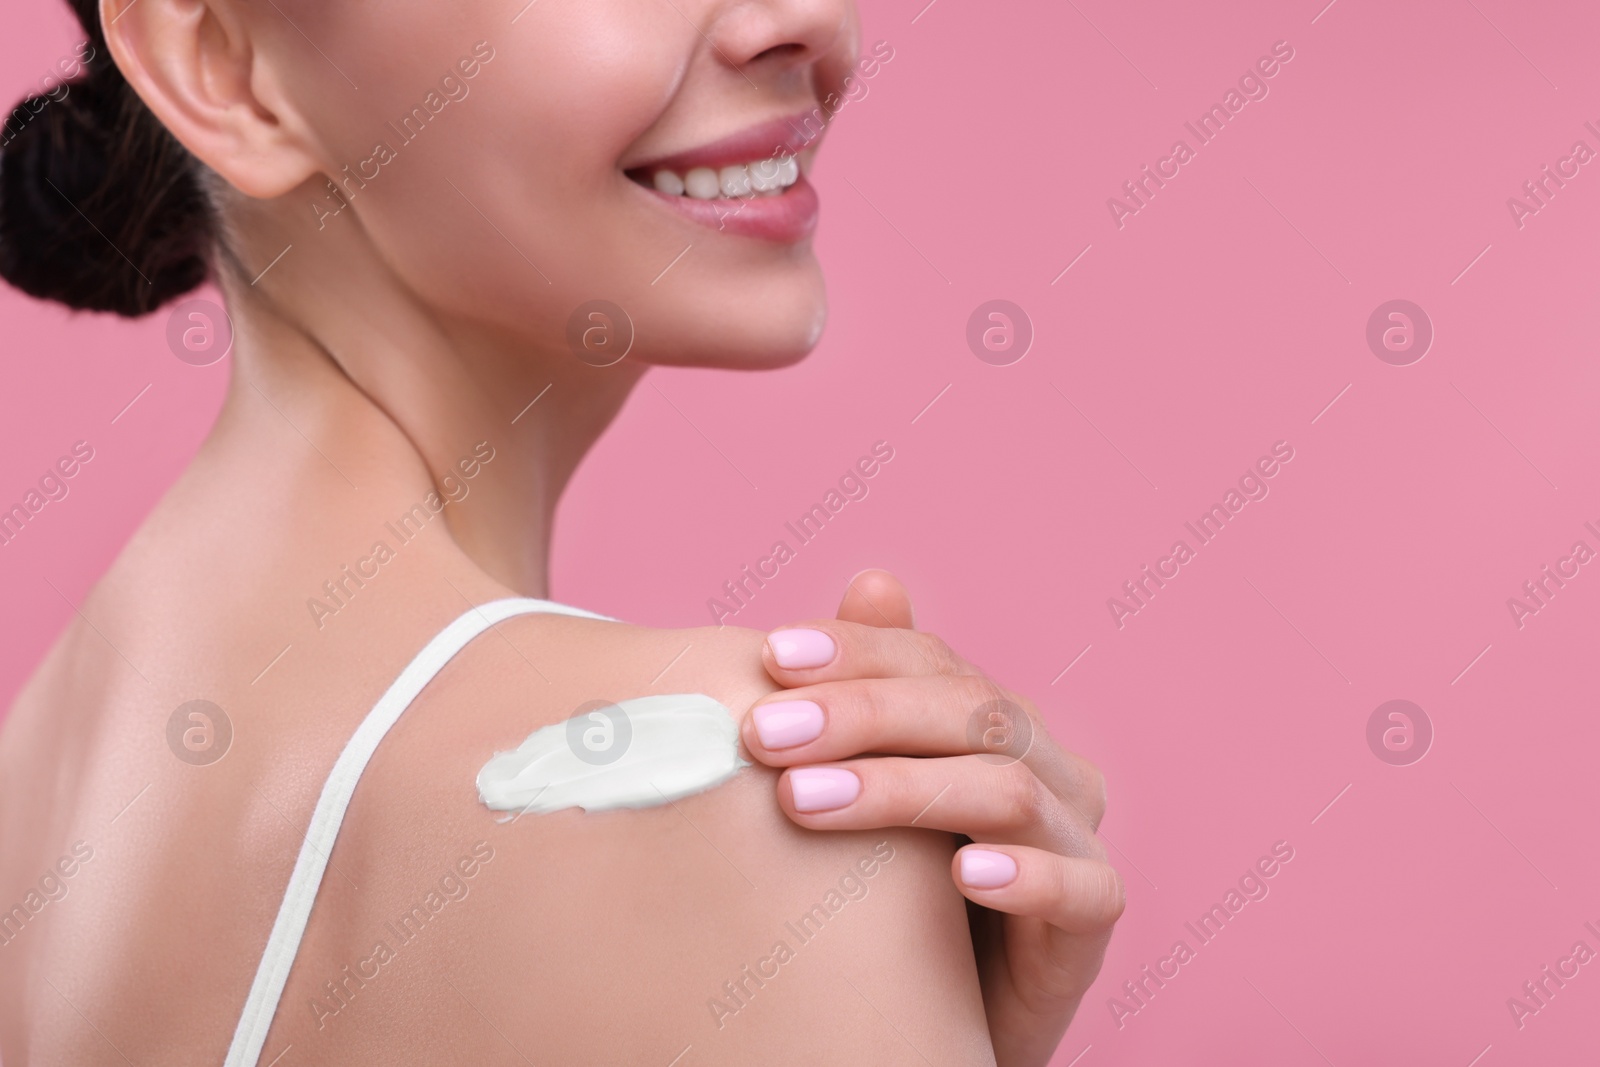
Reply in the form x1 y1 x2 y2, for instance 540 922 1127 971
5 0 1600 1062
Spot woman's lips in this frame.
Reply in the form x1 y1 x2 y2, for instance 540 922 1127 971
632 175 820 243
623 111 825 243
623 113 824 175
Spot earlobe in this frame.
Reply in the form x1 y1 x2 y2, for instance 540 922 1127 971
98 0 322 199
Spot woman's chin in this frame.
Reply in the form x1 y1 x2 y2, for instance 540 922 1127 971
637 284 828 370
645 327 825 370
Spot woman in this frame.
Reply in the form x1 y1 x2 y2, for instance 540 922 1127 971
0 0 1122 1063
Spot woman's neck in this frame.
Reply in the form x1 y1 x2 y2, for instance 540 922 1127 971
207 207 644 598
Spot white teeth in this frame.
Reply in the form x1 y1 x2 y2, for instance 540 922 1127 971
749 159 784 193
652 169 686 196
647 155 800 200
684 167 721 200
719 165 752 198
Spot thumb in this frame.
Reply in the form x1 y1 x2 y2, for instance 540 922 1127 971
836 568 915 629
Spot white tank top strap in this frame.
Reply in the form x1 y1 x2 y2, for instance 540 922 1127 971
223 596 610 1067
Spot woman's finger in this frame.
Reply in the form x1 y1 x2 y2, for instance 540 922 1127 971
762 618 980 685
746 675 1000 758
776 755 1101 858
834 568 915 629
742 676 1106 828
953 844 1125 936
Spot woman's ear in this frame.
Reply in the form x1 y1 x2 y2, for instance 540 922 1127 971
98 0 323 198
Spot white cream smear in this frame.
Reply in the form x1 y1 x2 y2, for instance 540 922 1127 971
477 693 747 816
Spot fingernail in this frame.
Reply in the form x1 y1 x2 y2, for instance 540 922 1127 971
768 628 837 669
789 767 860 812
960 849 1018 889
752 700 825 749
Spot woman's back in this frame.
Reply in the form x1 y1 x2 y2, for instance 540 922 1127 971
0 414 994 1065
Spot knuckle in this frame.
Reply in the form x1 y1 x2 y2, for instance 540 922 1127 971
959 677 1011 734
1081 762 1108 827
1097 864 1128 926
919 632 965 676
1061 860 1124 928
1087 835 1110 865
963 674 1009 711
1008 689 1043 721
851 682 893 738
993 763 1043 827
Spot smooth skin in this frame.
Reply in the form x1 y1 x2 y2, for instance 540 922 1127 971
0 0 1119 1062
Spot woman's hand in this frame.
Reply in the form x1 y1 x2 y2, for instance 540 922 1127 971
741 570 1123 1067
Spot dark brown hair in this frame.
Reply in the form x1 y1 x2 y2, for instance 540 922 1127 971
0 1 214 317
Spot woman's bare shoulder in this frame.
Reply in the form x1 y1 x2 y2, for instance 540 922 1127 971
279 613 997 1066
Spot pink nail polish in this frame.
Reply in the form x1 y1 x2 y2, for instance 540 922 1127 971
768 628 837 669
753 700 825 749
960 849 1017 889
789 767 860 812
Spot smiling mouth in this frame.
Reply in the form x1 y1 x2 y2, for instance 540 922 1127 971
627 154 803 201
622 111 822 191
620 113 825 242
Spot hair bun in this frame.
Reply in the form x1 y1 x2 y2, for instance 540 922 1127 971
0 44 213 318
